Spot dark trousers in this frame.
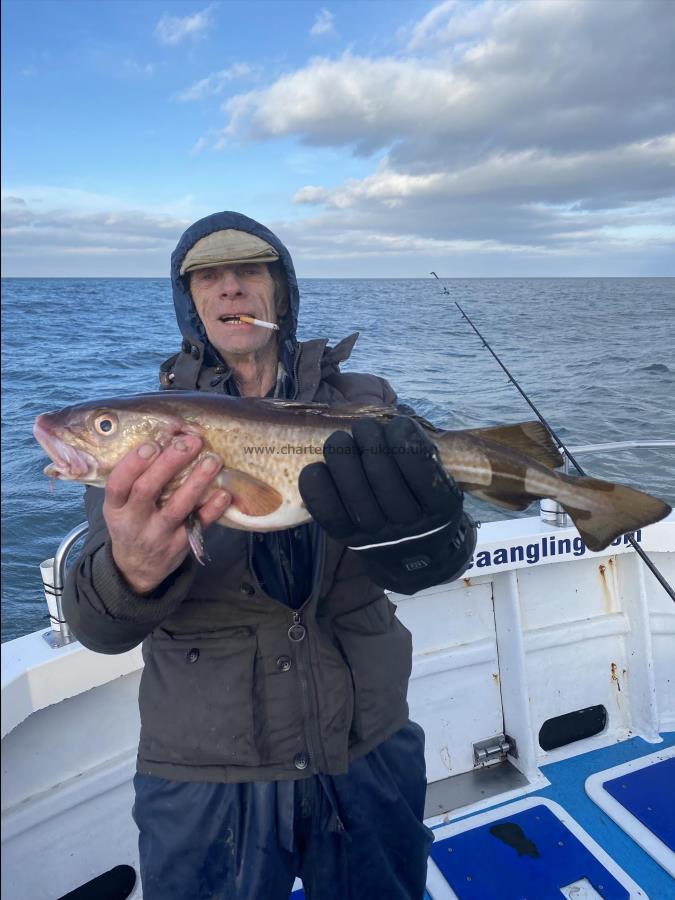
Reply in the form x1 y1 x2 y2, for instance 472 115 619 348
133 721 433 900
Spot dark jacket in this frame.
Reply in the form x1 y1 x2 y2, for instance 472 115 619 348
63 212 417 783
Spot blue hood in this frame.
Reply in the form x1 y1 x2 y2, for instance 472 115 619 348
170 211 300 367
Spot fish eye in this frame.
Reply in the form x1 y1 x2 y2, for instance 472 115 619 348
93 414 117 435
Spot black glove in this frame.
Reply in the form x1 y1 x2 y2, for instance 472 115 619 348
298 416 477 595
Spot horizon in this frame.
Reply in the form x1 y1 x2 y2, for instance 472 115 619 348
3 0 674 278
3 274 675 281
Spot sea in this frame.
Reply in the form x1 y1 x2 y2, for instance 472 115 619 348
2 277 674 643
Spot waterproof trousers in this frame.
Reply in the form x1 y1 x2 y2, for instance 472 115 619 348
133 721 433 900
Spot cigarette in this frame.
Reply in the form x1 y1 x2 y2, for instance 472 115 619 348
237 315 279 331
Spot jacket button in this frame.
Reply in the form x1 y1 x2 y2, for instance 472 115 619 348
276 655 292 672
288 623 306 642
240 582 255 596
186 648 200 663
294 752 310 770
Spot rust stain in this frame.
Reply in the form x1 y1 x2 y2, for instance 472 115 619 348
598 562 614 614
611 662 621 692
463 577 473 587
492 672 500 685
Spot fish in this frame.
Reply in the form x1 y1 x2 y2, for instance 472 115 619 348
33 392 671 555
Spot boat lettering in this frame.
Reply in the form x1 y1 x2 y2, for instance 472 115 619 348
466 530 642 571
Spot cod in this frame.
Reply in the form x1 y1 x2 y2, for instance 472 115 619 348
34 392 671 554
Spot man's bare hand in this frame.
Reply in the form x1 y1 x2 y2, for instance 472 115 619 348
103 436 231 595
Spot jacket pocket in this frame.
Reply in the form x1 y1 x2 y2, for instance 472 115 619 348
332 595 412 743
139 627 260 767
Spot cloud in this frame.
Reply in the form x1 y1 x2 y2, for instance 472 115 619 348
216 0 675 269
1 190 192 276
121 59 156 78
224 2 675 160
3 196 28 207
4 0 673 275
293 137 675 212
174 63 253 102
189 136 210 155
155 6 214 46
310 8 336 38
262 193 675 278
223 55 463 153
406 0 507 52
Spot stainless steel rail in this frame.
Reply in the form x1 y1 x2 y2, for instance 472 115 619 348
41 521 89 648
540 439 675 526
566 439 675 457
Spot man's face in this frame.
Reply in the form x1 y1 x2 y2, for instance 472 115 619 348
189 262 278 359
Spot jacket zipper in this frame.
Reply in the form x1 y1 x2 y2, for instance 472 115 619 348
289 344 333 769
250 346 330 772
288 608 318 766
246 527 330 772
291 343 302 399
294 527 329 771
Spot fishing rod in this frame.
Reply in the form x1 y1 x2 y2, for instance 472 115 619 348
430 272 675 602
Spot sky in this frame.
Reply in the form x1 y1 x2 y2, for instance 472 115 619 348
2 0 674 277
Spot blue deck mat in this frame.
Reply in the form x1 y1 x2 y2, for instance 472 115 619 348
603 756 675 852
430 803 629 899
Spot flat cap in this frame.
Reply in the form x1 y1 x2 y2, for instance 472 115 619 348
180 229 279 275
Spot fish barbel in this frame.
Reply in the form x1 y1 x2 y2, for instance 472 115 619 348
33 392 671 552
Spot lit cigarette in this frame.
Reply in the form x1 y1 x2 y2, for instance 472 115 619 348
238 315 279 331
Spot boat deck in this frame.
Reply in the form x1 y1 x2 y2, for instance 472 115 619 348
290 733 675 899
3 512 673 900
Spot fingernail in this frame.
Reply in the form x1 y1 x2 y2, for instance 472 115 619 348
138 443 159 459
201 454 221 474
214 491 230 507
172 437 189 452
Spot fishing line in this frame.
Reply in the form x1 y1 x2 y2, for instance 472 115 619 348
430 273 675 602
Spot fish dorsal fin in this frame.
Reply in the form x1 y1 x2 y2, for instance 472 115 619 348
250 398 400 419
327 402 400 418
463 421 564 469
249 399 332 415
216 469 283 516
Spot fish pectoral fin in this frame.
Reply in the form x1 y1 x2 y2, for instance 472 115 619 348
216 469 283 517
463 421 564 469
470 486 534 512
186 513 209 566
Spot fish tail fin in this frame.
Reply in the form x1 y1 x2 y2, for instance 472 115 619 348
558 473 671 551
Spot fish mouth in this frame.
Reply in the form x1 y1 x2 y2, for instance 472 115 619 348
34 416 97 480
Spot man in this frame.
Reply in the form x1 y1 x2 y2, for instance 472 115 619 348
63 211 476 900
